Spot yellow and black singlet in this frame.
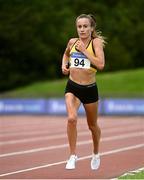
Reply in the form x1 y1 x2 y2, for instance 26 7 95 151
69 39 97 72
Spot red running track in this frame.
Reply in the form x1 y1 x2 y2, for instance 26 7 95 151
0 115 143 179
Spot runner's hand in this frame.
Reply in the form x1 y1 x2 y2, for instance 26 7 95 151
62 64 70 75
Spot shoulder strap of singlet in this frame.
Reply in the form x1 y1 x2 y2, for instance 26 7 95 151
70 38 79 51
91 38 97 70
86 39 91 49
91 38 96 55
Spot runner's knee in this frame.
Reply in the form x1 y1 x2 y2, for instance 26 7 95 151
89 124 101 134
68 115 77 125
89 124 96 132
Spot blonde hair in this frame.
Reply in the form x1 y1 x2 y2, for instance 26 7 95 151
76 14 106 46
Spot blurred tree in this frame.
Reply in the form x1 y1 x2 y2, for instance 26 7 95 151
0 0 143 91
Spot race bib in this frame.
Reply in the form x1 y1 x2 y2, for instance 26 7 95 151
70 52 90 69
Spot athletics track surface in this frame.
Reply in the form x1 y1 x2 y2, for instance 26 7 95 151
0 115 143 179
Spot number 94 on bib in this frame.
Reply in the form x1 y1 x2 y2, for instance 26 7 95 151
70 52 90 69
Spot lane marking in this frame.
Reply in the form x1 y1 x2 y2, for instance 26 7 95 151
0 143 143 177
0 132 143 158
0 125 142 145
118 167 144 178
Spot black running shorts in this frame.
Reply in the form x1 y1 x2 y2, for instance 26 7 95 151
65 79 99 104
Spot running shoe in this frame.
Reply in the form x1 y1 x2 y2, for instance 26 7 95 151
91 153 100 170
65 155 78 169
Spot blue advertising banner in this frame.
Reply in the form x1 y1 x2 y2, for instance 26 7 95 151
47 98 67 115
0 99 46 114
0 98 144 115
103 98 144 115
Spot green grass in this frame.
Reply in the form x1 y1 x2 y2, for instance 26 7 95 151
0 68 144 98
0 79 67 98
97 68 144 98
118 170 144 179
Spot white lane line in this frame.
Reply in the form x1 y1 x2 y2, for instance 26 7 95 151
0 143 143 177
118 167 144 178
0 125 142 145
0 131 143 158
